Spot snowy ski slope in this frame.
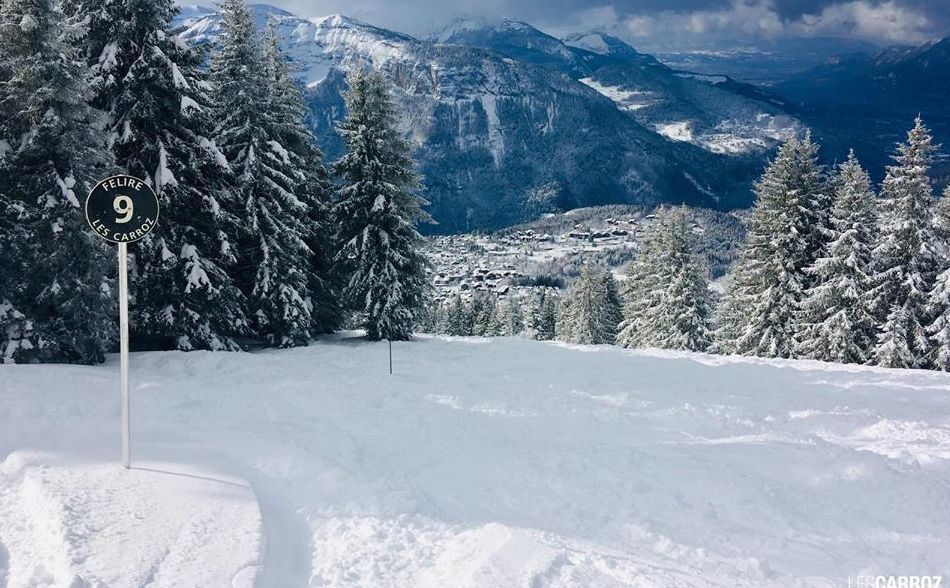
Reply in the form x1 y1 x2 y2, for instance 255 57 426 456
1 335 949 586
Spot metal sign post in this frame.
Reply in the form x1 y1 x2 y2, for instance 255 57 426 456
118 242 130 468
85 175 160 469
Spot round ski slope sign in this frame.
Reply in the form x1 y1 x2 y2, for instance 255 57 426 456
85 175 159 244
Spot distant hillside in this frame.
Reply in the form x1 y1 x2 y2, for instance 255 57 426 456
775 38 950 184
653 37 881 85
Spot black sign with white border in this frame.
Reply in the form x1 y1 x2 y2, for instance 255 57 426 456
84 175 159 244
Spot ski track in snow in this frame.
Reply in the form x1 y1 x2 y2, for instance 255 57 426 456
2 335 950 586
244 469 314 588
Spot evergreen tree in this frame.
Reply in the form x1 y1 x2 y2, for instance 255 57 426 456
709 275 743 355
927 187 950 370
262 19 340 335
556 292 574 342
333 69 432 341
473 293 499 336
499 296 524 336
0 0 115 363
931 186 950 246
481 295 502 336
562 266 613 345
64 0 248 351
524 290 544 339
869 117 938 368
617 215 665 348
656 208 712 351
599 271 623 344
618 207 710 351
212 6 333 347
467 293 484 335
537 290 558 341
718 134 827 358
448 294 471 336
795 151 877 364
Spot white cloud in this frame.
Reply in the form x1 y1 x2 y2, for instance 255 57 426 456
616 0 787 43
553 0 937 48
794 1 932 43
572 4 620 30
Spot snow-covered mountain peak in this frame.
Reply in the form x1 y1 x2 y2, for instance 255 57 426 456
246 3 294 17
431 16 515 43
175 6 418 86
304 13 414 41
563 31 640 60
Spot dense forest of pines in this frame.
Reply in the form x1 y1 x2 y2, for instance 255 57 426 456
3 0 950 374
428 119 950 372
0 0 429 363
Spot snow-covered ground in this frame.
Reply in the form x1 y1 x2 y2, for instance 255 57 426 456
2 336 949 586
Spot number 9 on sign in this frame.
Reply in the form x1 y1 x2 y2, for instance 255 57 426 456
113 195 134 224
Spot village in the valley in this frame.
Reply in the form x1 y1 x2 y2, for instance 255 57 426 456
425 205 744 303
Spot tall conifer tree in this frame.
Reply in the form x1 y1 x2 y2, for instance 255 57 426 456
617 207 710 351
599 271 623 344
64 0 248 351
0 0 114 363
333 69 432 341
212 5 336 346
795 151 877 364
561 265 612 344
926 187 950 370
716 135 826 358
869 117 938 368
261 20 340 335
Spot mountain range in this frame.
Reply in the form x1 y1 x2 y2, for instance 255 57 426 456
653 37 882 85
775 39 950 183
174 5 949 232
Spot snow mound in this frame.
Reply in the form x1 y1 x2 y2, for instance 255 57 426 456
2 336 950 585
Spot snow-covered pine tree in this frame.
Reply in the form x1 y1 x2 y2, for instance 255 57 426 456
599 271 623 344
616 213 665 349
555 292 574 342
485 296 503 337
619 207 711 351
795 151 877 364
654 207 712 351
719 134 827 358
499 296 524 337
473 293 501 336
796 132 832 273
869 117 939 368
58 0 117 73
444 294 469 336
0 0 115 364
63 0 248 351
537 288 558 341
261 19 340 335
211 3 326 347
709 274 744 355
562 266 613 345
333 69 432 341
927 186 950 370
416 299 437 333
467 293 484 335
523 290 543 339
932 186 950 246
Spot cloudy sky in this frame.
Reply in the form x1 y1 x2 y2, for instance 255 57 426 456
246 0 949 49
